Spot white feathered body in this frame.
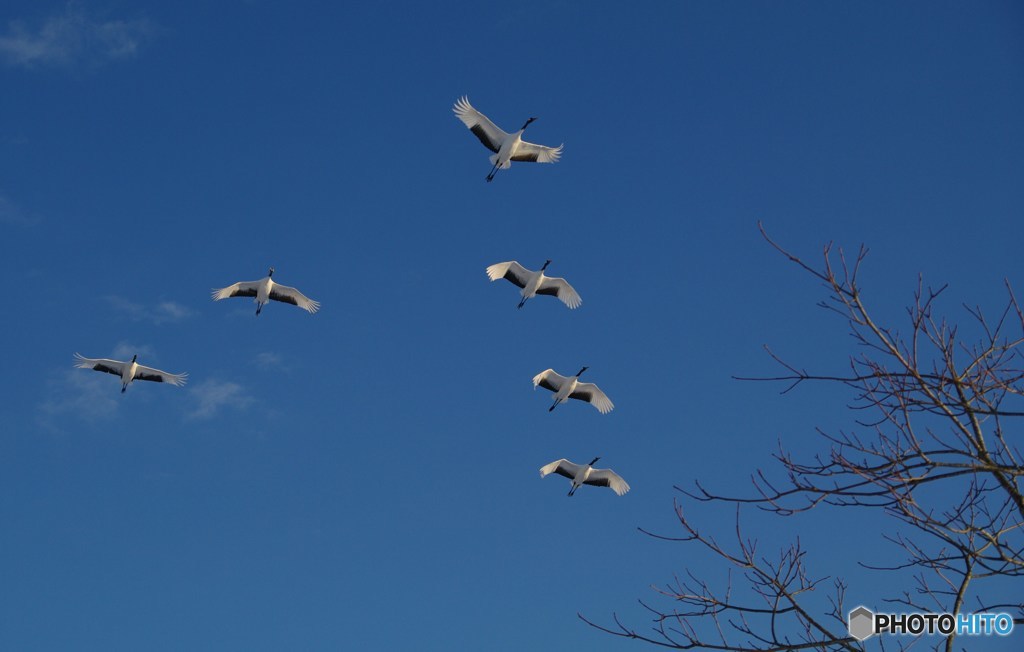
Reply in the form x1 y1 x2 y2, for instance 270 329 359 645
532 368 614 413
485 261 581 310
255 275 274 309
211 269 320 315
73 353 188 392
491 129 525 170
551 374 580 407
121 359 138 387
539 458 630 496
453 97 563 179
520 268 547 302
570 463 594 489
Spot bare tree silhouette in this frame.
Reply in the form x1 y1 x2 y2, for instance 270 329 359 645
583 225 1024 651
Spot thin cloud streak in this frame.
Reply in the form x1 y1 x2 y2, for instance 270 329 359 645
40 343 175 428
0 4 153 68
254 352 284 370
39 368 121 427
111 341 156 362
155 300 191 322
105 296 194 325
187 379 253 420
0 193 38 226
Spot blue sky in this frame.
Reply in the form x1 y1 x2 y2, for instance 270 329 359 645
1 1 1022 650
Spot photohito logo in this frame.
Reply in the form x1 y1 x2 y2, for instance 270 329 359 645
848 606 1014 641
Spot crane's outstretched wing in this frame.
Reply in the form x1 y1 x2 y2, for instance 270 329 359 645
532 369 570 393
570 382 614 414
269 284 320 313
212 281 259 301
453 96 508 153
539 459 581 480
133 364 188 386
511 141 563 163
486 261 532 288
73 353 125 377
536 276 581 309
584 469 630 495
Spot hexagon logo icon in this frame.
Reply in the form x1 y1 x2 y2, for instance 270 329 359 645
848 606 875 641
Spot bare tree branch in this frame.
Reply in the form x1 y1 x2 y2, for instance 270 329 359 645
585 227 1023 650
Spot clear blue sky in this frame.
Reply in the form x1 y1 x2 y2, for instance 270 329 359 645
1 1 1022 650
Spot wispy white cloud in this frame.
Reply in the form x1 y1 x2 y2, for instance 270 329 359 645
0 192 38 226
39 368 121 427
105 295 194 325
254 352 284 369
110 341 156 361
40 344 183 429
154 300 192 322
0 4 153 68
187 379 253 420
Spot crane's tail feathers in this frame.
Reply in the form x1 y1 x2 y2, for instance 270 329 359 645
487 154 512 170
